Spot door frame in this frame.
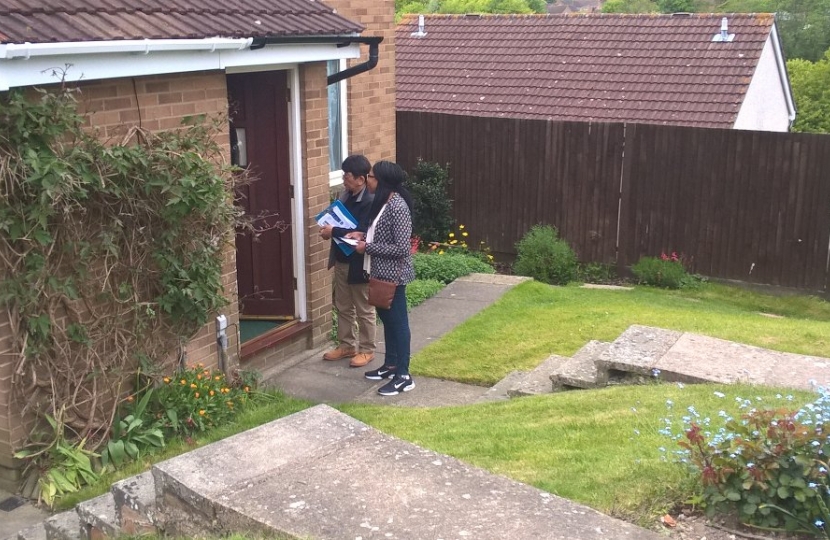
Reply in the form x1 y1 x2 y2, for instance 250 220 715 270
287 66 308 322
227 64 308 322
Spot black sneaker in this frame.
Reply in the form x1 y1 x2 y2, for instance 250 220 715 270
365 365 396 380
377 374 415 396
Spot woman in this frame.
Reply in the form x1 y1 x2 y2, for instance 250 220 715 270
350 161 416 396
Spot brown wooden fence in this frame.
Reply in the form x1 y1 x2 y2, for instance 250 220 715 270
397 111 830 292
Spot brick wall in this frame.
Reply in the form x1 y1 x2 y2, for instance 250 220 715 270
0 72 240 488
328 0 397 163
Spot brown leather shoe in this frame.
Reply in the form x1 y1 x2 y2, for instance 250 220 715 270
349 352 375 367
323 346 356 361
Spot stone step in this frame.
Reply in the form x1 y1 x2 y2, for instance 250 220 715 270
152 404 662 540
551 341 611 390
15 523 45 540
76 492 118 540
508 354 570 397
43 511 80 540
111 471 159 536
595 325 683 377
478 370 527 402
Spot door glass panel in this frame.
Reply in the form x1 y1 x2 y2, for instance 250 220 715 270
232 127 248 167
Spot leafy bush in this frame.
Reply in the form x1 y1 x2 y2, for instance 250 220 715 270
406 279 445 309
14 411 100 508
631 252 702 289
149 364 252 436
513 225 578 285
407 160 454 244
672 389 830 536
413 251 495 284
429 223 495 267
578 262 617 284
100 390 165 470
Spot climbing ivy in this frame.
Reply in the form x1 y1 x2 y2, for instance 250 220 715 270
0 86 244 445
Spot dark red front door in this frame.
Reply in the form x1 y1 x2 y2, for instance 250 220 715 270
227 71 294 318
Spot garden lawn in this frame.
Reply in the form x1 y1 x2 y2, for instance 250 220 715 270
342 383 816 526
411 280 830 386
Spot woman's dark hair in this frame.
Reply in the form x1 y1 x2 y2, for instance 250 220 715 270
368 161 414 221
341 154 371 179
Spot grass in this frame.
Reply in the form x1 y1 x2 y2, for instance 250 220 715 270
57 280 830 533
342 383 817 526
411 281 830 386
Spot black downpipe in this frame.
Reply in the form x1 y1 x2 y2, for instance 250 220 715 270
327 37 381 85
249 36 383 86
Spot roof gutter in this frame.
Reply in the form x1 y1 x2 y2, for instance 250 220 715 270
250 35 383 85
0 38 253 60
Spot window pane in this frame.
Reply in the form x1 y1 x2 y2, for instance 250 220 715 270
327 60 343 172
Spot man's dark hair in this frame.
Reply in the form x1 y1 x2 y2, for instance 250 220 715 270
341 154 371 179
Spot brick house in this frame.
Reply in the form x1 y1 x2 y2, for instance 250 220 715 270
0 0 396 489
397 13 795 131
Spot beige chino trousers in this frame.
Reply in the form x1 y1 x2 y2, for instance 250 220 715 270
333 262 376 352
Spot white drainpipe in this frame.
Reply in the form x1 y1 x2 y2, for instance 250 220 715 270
0 38 253 60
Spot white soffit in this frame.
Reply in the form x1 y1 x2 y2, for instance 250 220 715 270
0 40 361 91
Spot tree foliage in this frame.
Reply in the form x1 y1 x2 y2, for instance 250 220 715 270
397 0 546 15
788 51 830 133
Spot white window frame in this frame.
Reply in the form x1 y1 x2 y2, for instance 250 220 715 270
327 58 349 187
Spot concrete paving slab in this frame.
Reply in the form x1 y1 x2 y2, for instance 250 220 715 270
43 510 80 540
509 354 570 397
154 405 369 507
479 370 527 402
16 523 45 540
355 376 488 407
0 490 49 540
552 341 610 389
657 333 776 385
597 325 683 375
763 352 830 390
75 492 118 538
157 404 660 540
112 471 158 534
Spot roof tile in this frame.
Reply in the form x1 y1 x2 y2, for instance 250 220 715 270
396 13 776 128
1 0 362 43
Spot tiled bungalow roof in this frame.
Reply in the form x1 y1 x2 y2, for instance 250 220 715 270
396 13 777 129
0 0 363 44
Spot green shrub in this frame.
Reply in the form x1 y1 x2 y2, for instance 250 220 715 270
406 279 445 309
149 364 252 436
631 253 702 289
673 389 830 536
407 160 454 244
513 225 578 285
578 262 617 284
413 251 495 284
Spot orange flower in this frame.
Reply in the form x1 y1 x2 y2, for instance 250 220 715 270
194 392 200 398
199 410 206 416
196 374 202 380
163 377 171 384
244 386 250 392
180 379 187 385
209 390 215 396
126 395 134 402
190 383 197 389
214 375 222 381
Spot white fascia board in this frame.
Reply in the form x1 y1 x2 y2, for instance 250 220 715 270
769 23 797 126
0 41 360 91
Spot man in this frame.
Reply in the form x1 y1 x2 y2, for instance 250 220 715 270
320 155 377 367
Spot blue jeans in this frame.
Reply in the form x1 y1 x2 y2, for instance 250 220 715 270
376 285 411 376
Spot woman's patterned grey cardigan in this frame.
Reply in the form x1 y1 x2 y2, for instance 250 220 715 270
365 193 415 285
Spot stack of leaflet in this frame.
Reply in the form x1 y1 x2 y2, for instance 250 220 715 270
316 200 358 255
